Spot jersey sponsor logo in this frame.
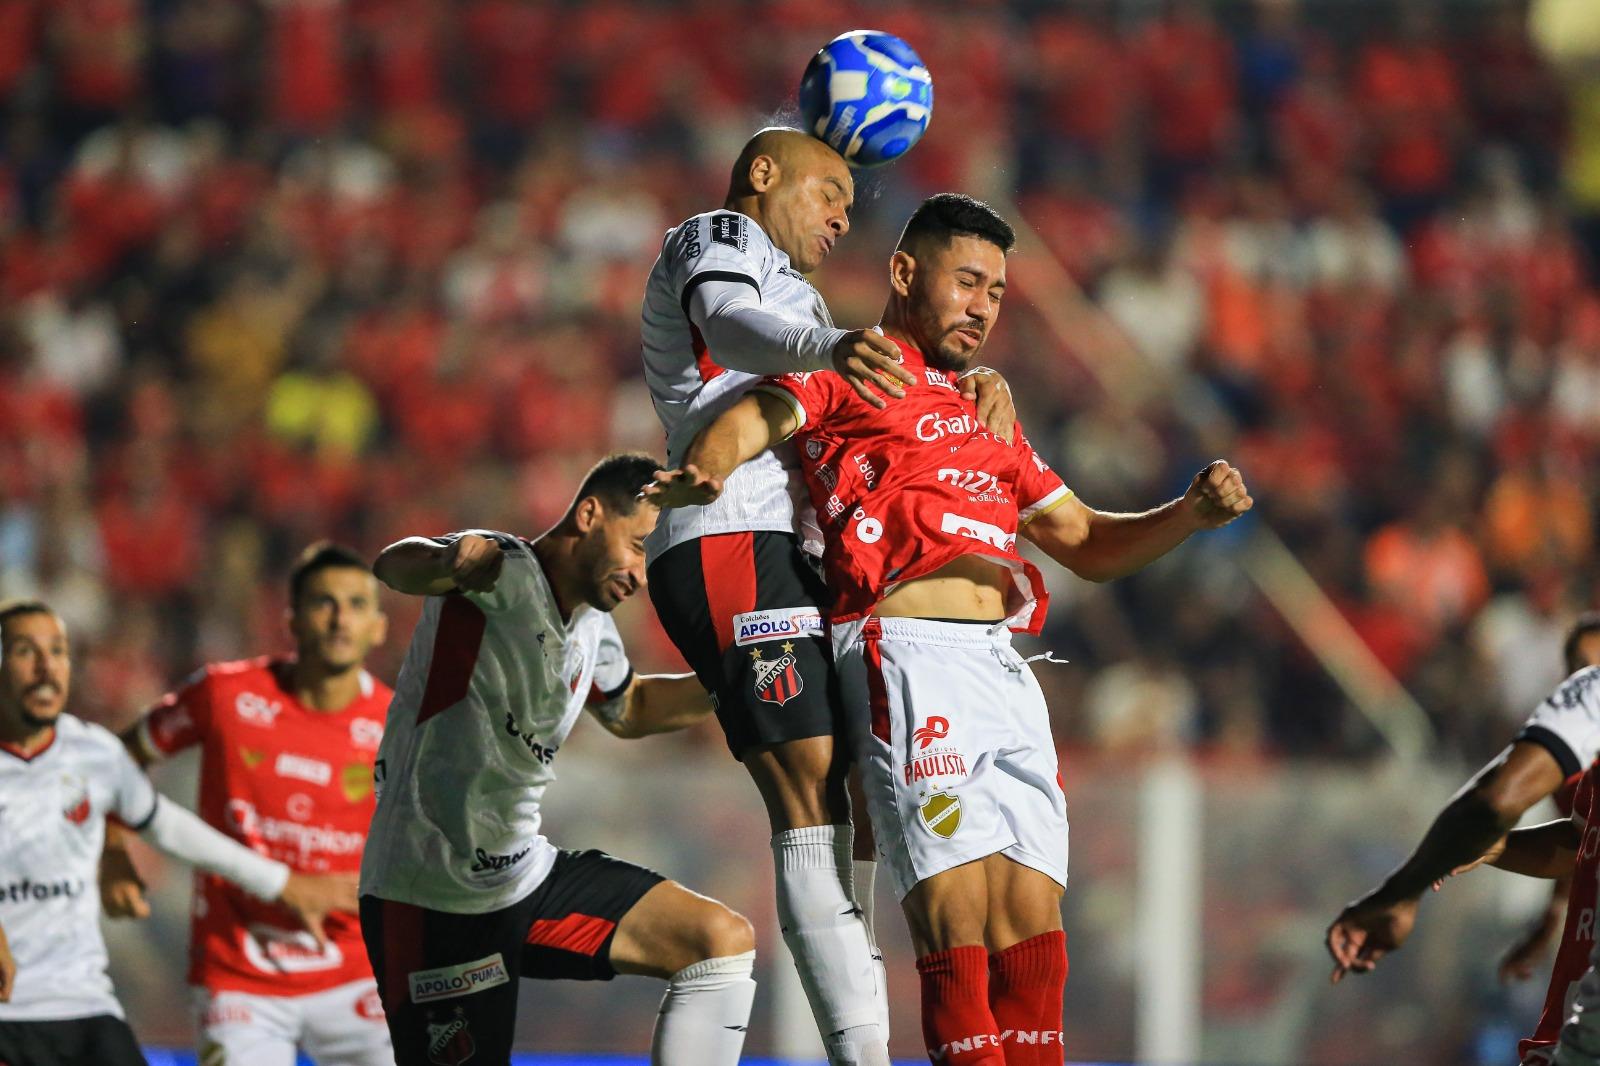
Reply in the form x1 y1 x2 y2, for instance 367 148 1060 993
356 987 386 1021
410 954 510 1004
241 923 343 974
733 608 823 647
235 692 282 727
915 411 980 443
470 845 531 874
240 747 266 769
918 791 962 839
710 212 747 251
906 752 967 785
426 1006 477 1065
1000 1029 1063 1048
275 752 332 787
348 717 384 751
913 716 950 749
937 468 1004 498
202 1000 253 1027
0 877 85 902
224 799 365 859
341 762 373 804
853 452 879 490
750 643 804 705
853 509 883 544
940 512 1015 552
814 462 837 490
503 713 558 765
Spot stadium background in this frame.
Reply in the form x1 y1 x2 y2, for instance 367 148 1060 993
4 0 1600 1062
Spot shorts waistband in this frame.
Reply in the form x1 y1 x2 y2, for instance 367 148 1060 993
854 615 1014 649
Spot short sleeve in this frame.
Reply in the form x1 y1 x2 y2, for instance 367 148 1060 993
1014 428 1073 523
664 212 772 317
136 667 213 760
586 616 634 706
435 530 536 613
109 740 159 829
1517 667 1600 778
755 372 846 435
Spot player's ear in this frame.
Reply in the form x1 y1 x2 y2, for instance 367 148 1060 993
573 496 602 534
889 250 915 297
748 154 779 193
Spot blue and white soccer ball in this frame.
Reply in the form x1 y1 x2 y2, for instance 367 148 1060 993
798 30 933 168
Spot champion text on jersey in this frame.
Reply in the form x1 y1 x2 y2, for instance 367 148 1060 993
750 645 804 705
410 954 511 1004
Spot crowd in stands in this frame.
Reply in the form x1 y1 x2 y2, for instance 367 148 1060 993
1 0 1596 762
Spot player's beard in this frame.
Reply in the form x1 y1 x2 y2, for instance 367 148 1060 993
924 326 983 373
15 683 63 730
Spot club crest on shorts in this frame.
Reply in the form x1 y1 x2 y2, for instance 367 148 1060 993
919 791 962 839
426 1006 476 1065
750 643 804 706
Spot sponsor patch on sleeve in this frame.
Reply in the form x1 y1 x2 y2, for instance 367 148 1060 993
409 953 511 1003
710 212 747 251
733 607 825 647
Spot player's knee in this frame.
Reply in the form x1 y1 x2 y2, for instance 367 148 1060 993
695 904 756 961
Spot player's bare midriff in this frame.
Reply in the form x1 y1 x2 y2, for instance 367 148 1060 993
874 554 1010 622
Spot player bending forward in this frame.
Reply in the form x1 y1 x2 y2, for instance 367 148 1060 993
0 599 354 1066
102 542 394 1066
649 193 1253 1065
642 126 1016 1066
360 454 757 1066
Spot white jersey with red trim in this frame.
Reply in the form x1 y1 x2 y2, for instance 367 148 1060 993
134 657 391 996
0 714 158 1021
758 337 1072 634
640 210 838 560
360 532 633 915
1518 667 1600 782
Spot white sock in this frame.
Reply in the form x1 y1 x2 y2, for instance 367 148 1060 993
651 950 756 1066
851 858 890 1040
773 825 890 1065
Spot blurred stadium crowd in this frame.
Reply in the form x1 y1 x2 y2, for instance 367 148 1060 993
2 0 1597 762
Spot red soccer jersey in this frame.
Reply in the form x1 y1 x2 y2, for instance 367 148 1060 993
758 337 1072 634
1520 764 1600 1064
136 657 391 995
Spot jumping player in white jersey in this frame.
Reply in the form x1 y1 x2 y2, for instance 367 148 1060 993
0 599 356 1066
359 454 757 1066
649 193 1254 1065
641 126 1016 1066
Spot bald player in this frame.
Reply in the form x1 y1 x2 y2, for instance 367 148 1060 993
639 127 1017 1066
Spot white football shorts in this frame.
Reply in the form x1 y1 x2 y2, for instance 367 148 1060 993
193 977 392 1066
833 615 1069 900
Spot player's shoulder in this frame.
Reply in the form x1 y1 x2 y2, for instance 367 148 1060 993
54 713 124 757
665 210 773 261
357 669 394 711
1546 665 1600 712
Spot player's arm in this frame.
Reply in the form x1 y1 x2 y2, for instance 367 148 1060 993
643 390 799 509
589 673 712 739
0 917 14 1003
1021 461 1252 582
373 534 504 597
1325 739 1566 983
690 280 914 407
1486 819 1581 879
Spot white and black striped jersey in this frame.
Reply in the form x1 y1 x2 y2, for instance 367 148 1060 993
639 210 845 560
0 714 158 1021
1518 666 1600 779
360 532 633 915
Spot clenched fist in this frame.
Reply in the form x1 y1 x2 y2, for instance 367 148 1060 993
1185 461 1253 528
444 534 505 592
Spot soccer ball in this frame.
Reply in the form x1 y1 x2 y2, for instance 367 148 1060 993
798 30 933 168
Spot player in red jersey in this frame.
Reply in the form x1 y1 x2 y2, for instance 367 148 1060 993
649 193 1253 1066
102 543 394 1066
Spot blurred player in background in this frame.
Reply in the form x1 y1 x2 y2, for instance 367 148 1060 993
649 193 1254 1066
1327 613 1600 985
101 543 394 1066
640 125 1016 1066
360 454 757 1066
0 599 354 1066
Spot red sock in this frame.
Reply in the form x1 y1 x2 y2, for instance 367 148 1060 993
989 930 1068 1065
917 945 1005 1065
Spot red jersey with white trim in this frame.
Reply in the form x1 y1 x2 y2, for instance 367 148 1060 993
1521 764 1600 1065
136 657 391 995
757 336 1072 634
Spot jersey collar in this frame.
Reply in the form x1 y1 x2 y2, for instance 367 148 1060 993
0 726 56 762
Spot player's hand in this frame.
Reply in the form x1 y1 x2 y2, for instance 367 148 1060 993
278 872 359 951
99 845 150 920
1185 460 1253 529
1326 896 1418 984
640 465 725 509
444 534 504 593
0 922 15 1002
1430 836 1507 891
1499 909 1562 983
831 328 916 409
959 367 1016 444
